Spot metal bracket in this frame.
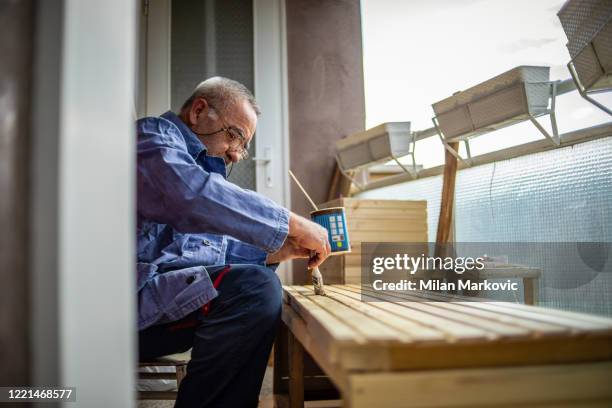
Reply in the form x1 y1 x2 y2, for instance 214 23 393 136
335 153 366 192
528 81 561 146
463 139 473 163
408 130 419 177
389 131 419 179
432 117 471 166
568 60 612 116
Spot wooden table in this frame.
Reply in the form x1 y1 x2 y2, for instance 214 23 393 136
274 285 612 408
429 263 542 305
476 264 542 305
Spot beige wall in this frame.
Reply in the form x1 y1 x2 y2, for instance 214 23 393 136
286 0 366 283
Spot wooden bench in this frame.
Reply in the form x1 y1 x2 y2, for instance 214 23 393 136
138 351 190 400
274 284 612 407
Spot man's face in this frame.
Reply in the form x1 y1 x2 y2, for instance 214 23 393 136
189 98 257 164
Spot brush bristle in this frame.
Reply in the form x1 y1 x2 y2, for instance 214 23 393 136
312 269 326 296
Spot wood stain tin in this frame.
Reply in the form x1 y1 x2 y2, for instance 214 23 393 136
310 207 351 255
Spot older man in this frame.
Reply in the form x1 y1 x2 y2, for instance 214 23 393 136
136 77 330 407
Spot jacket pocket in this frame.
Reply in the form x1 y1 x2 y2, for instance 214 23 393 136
137 265 217 330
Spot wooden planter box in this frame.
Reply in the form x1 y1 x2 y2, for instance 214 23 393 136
317 198 428 284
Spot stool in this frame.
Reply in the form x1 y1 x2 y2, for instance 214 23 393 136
138 350 191 400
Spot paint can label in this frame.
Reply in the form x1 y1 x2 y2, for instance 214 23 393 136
310 207 351 254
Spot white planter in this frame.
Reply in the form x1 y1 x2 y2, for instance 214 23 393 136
558 0 612 92
335 122 412 172
432 66 551 142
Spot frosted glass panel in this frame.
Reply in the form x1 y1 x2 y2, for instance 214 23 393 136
454 138 612 243
356 137 612 316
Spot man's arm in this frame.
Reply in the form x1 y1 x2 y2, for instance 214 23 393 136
226 213 330 268
137 118 331 267
138 118 288 253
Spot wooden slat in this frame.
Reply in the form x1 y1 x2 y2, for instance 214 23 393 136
348 231 428 242
323 198 427 210
322 286 447 343
345 200 427 209
138 372 178 380
336 244 429 255
348 362 612 408
291 286 411 343
348 284 612 334
345 286 534 338
401 285 612 327
342 265 360 274
347 219 427 232
346 215 426 223
303 286 490 342
344 209 426 219
284 287 362 345
285 287 363 366
401 288 612 332
139 391 178 400
347 211 426 218
341 284 568 336
336 285 565 338
283 285 612 373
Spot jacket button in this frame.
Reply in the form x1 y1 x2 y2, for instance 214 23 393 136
186 276 196 285
202 239 211 246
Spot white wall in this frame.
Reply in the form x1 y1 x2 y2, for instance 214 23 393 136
31 1 137 406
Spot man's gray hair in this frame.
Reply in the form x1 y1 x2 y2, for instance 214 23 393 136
181 76 260 116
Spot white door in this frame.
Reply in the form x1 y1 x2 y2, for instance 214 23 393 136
138 0 292 282
254 0 292 282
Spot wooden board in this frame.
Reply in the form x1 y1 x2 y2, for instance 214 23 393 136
347 362 612 408
283 285 612 372
317 198 428 284
323 198 427 209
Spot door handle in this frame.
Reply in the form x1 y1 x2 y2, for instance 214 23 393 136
252 146 273 187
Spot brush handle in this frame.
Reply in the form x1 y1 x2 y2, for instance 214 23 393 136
288 170 319 211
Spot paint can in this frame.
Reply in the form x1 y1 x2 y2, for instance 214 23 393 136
310 207 351 255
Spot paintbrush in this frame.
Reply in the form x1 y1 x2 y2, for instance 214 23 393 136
311 266 326 296
289 170 326 296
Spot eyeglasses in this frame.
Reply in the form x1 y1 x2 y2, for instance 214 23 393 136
199 103 250 161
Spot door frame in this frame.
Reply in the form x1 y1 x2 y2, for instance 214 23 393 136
254 0 292 282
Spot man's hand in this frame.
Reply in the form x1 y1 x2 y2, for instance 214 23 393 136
265 239 310 265
282 212 331 269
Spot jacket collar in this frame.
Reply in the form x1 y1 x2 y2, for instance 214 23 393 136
161 111 227 178
161 111 206 159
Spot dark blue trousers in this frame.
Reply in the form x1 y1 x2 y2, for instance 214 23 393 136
138 264 282 408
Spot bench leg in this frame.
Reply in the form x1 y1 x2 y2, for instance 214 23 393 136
176 364 187 387
523 277 539 305
288 330 304 408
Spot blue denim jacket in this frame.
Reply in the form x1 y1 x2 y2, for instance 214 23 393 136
136 111 289 330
